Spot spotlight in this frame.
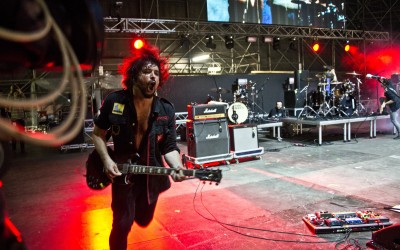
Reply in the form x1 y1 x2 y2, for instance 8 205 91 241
263 36 273 43
344 40 350 52
312 40 320 52
192 54 210 62
272 37 280 50
131 36 145 50
225 35 234 49
246 36 257 43
289 38 297 51
180 34 190 49
205 35 216 50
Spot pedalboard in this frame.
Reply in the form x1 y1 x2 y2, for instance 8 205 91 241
303 210 393 234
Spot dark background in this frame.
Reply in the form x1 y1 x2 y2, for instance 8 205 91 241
158 73 292 113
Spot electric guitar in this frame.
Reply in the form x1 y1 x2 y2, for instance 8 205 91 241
85 148 222 190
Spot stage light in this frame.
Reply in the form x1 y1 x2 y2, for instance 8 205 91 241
344 40 351 52
263 36 273 43
225 35 234 49
180 34 190 49
192 54 210 62
205 35 216 50
272 37 280 50
289 37 297 51
312 41 320 52
132 37 145 50
246 36 257 43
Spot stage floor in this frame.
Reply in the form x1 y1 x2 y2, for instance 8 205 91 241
2 121 400 250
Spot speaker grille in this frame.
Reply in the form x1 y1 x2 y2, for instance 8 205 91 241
187 119 230 158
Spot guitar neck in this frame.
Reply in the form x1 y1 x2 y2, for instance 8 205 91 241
118 164 195 177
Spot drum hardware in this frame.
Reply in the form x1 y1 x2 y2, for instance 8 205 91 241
210 87 230 102
351 76 366 116
248 82 269 123
317 84 339 117
297 84 319 118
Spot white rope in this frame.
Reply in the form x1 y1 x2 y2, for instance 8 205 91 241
0 0 90 146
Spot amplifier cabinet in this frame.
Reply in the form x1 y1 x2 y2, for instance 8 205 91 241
187 104 227 121
186 119 230 158
229 124 258 152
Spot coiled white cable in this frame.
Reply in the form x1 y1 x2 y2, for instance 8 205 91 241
0 0 90 146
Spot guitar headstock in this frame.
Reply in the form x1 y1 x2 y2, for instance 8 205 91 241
194 169 222 184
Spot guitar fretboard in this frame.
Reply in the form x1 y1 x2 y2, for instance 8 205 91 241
118 164 195 177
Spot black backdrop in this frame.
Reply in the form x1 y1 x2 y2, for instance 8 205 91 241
158 73 292 113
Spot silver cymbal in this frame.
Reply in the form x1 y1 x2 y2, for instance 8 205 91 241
346 71 361 76
210 87 230 94
301 77 315 82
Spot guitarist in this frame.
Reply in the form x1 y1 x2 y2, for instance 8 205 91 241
92 42 185 250
378 77 400 139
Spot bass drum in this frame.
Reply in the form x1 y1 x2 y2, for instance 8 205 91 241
227 102 248 124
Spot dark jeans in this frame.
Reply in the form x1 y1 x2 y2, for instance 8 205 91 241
109 176 158 250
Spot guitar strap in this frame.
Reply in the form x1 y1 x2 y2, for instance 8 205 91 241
105 129 112 141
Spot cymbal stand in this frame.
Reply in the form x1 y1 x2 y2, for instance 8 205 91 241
249 83 268 123
297 84 319 118
352 77 365 116
217 88 223 102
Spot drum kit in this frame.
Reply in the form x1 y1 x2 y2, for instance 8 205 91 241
299 70 365 118
210 80 264 124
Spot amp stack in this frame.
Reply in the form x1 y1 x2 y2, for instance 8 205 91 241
185 103 233 165
184 102 264 168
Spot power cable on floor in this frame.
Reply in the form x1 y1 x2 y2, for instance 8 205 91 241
192 182 348 245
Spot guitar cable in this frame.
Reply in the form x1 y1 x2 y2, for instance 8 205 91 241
192 182 348 245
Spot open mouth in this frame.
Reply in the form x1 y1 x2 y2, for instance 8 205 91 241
148 80 156 91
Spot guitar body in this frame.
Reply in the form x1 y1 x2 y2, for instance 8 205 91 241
85 147 113 190
86 147 222 190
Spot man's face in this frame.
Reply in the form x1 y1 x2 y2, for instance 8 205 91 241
276 102 283 109
135 63 160 98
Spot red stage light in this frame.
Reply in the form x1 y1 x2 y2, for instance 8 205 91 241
132 38 145 50
312 42 320 52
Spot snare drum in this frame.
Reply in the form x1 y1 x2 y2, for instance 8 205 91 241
227 102 248 124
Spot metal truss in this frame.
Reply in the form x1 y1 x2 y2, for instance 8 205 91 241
104 18 389 41
102 18 389 74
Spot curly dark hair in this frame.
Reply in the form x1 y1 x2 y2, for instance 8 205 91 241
119 41 169 91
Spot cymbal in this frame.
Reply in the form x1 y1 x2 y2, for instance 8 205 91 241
210 87 230 94
316 72 334 79
330 81 343 84
301 77 315 82
346 71 361 76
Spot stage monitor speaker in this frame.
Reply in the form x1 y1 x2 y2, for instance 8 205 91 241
229 125 258 151
186 119 230 158
284 90 305 109
371 223 400 249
